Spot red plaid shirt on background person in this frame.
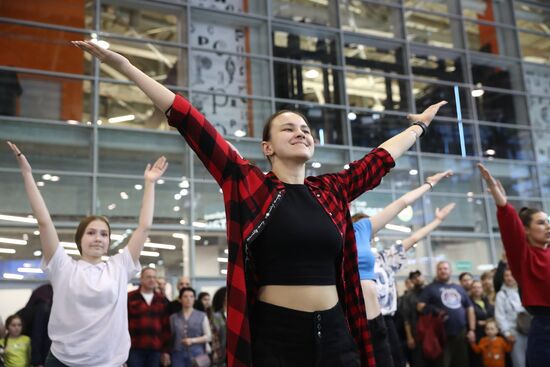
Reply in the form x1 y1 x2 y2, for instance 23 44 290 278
166 94 395 367
127 287 171 353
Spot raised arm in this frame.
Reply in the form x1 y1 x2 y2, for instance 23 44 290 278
7 142 59 263
379 101 447 160
477 163 507 207
126 157 168 262
369 170 453 234
72 41 174 112
401 203 456 251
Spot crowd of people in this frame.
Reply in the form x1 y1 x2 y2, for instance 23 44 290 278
0 40 548 367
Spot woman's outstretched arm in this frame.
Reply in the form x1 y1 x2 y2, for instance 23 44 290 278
379 101 447 160
126 157 168 262
7 142 59 263
369 170 453 234
401 203 456 251
72 40 175 112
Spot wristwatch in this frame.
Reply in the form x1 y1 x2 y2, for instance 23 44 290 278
411 121 428 137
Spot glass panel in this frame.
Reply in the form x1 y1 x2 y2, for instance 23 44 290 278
191 9 269 54
528 97 550 131
471 58 523 91
431 237 492 276
0 26 92 75
427 194 488 232
479 125 535 161
542 167 550 196
346 72 409 112
482 161 540 198
404 0 452 14
0 120 92 172
488 199 542 232
275 103 346 145
350 152 419 191
341 2 402 38
190 0 267 16
97 128 190 178
190 93 272 140
420 156 482 194
98 82 182 130
524 64 550 96
0 73 92 123
343 38 406 75
464 21 518 57
272 0 336 27
410 47 466 82
0 172 91 222
0 226 48 279
0 0 93 28
462 0 514 23
274 62 341 105
191 52 270 97
474 91 529 125
97 178 189 226
350 112 412 148
405 11 461 49
194 231 227 277
306 147 349 176
514 2 550 32
519 31 550 65
100 2 186 43
194 182 226 230
533 130 550 163
273 29 339 65
100 38 187 88
420 120 476 157
413 81 473 119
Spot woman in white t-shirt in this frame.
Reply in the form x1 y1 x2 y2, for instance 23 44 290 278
7 141 168 367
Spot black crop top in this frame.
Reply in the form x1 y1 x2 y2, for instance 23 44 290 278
251 183 343 286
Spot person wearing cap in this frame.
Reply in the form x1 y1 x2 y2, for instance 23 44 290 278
401 270 426 367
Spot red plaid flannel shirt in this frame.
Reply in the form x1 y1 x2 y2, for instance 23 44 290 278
127 288 171 352
167 94 395 367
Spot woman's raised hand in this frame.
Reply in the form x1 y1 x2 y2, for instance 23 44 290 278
7 141 32 175
426 170 453 187
435 203 456 221
72 40 130 71
144 156 168 183
477 163 507 206
407 101 448 127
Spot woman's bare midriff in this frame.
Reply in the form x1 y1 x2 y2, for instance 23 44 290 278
258 285 339 312
360 279 381 320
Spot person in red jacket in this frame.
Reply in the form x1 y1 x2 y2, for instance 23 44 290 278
469 319 512 367
73 39 447 367
478 164 550 367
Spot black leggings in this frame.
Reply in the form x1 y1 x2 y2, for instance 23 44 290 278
251 301 360 367
368 314 395 367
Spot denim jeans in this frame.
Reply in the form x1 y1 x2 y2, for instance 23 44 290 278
527 315 550 367
127 348 161 367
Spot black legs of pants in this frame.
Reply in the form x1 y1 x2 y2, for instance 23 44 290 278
368 314 394 367
384 315 406 367
251 301 360 367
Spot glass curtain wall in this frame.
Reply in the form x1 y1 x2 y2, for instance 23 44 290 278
0 0 549 289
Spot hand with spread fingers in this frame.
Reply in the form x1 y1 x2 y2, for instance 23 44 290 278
435 203 456 221
477 163 507 206
407 100 448 127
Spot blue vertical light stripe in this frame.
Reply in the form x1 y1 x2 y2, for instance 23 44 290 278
454 85 467 157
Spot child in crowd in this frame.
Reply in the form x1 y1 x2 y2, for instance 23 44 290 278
0 315 31 367
470 319 512 367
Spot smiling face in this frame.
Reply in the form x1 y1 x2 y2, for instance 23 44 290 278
261 111 314 165
79 219 110 259
525 211 550 248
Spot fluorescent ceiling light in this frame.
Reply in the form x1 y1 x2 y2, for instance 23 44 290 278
65 249 81 256
144 242 176 250
60 242 78 249
192 221 207 228
0 248 16 254
385 224 412 233
0 237 27 246
172 233 186 239
304 69 319 79
311 162 322 168
217 257 228 263
108 114 135 124
3 273 24 280
0 214 37 224
220 269 227 275
234 130 246 137
140 250 160 257
17 267 43 274
193 235 202 241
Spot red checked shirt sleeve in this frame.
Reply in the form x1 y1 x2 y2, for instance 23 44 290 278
332 147 395 203
165 94 249 186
